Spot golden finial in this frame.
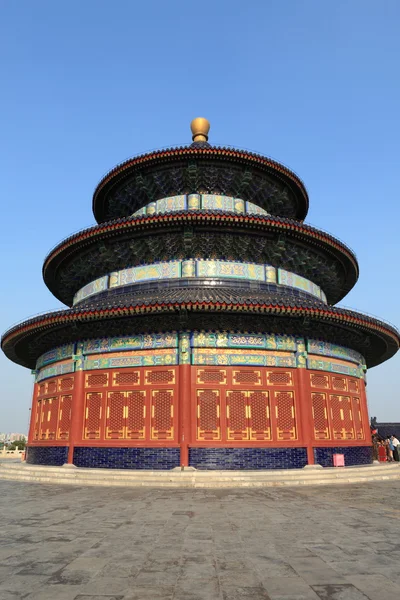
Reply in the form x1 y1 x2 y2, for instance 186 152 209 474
190 117 210 142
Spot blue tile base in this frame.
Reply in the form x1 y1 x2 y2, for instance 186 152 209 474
314 446 373 467
26 446 68 466
73 447 180 470
189 447 308 470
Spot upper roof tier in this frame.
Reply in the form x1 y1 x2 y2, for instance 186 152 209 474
92 118 309 223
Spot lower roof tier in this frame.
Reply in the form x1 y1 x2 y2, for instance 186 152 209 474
43 212 358 306
2 284 398 370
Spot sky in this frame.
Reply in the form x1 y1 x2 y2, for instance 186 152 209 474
0 0 399 432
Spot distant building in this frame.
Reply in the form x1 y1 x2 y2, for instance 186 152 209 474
370 417 400 440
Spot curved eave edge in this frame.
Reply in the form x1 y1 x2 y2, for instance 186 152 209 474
92 146 309 220
2 302 398 370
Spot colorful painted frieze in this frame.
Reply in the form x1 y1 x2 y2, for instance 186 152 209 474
278 269 321 299
307 339 364 365
73 276 108 305
132 194 270 217
74 259 325 305
191 332 297 352
83 333 178 355
307 357 361 377
36 344 75 369
178 332 191 364
36 361 75 382
109 261 181 288
192 348 296 367
197 260 265 281
84 349 178 370
246 201 269 215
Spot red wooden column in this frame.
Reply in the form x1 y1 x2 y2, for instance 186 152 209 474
67 367 85 465
296 367 315 465
178 332 192 467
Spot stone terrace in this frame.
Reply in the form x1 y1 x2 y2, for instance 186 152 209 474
1 480 400 600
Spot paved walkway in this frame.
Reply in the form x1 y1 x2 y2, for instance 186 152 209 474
1 480 400 600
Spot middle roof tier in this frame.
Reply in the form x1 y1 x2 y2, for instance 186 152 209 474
43 209 358 307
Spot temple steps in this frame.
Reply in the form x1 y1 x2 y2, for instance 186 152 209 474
1 461 399 488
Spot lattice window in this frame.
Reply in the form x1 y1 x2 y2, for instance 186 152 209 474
85 373 109 387
352 397 364 440
348 379 359 393
126 391 146 439
226 391 248 440
47 380 57 394
232 370 261 385
332 377 347 391
330 394 344 440
266 371 292 386
59 377 74 391
34 400 42 440
196 389 220 440
312 393 330 440
112 371 140 386
197 369 227 384
46 397 59 441
84 392 103 439
40 398 51 440
151 390 174 440
106 392 125 439
310 374 329 388
329 394 355 440
341 396 355 440
58 395 72 440
146 370 175 384
248 391 271 440
275 391 297 440
38 383 46 397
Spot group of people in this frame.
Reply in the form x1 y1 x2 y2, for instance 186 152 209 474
375 435 400 462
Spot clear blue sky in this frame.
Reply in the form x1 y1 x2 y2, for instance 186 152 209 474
1 0 399 432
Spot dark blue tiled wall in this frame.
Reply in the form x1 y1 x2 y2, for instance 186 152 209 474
26 446 68 466
189 447 308 470
73 447 180 470
314 446 373 467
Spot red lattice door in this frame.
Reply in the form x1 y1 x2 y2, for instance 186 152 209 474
126 391 146 440
84 392 103 439
352 397 364 440
312 393 330 440
341 396 355 440
196 389 221 441
46 397 59 441
58 395 72 440
275 391 297 440
226 391 248 440
34 400 42 441
248 391 271 440
330 394 343 440
106 392 125 439
151 389 174 440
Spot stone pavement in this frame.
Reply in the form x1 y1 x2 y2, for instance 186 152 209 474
1 480 400 600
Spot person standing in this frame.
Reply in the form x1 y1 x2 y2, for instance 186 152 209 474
387 437 394 462
391 435 400 462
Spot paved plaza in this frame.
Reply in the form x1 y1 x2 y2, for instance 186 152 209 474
1 480 400 600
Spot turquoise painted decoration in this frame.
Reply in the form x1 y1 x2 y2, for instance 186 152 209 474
36 343 75 369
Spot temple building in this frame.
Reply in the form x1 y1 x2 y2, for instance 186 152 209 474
2 119 399 470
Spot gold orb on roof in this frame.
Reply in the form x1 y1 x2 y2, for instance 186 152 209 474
190 117 210 142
